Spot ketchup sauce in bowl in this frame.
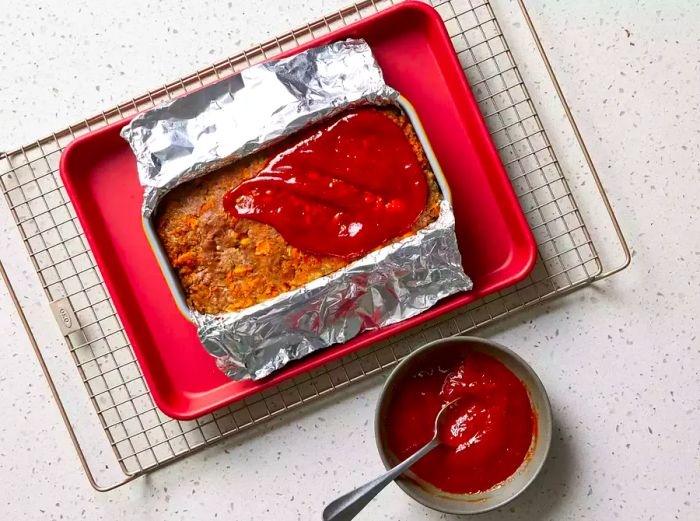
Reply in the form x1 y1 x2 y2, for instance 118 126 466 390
375 337 552 514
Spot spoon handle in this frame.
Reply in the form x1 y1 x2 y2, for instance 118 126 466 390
322 437 439 521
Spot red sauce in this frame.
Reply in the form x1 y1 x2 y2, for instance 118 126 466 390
223 108 428 260
384 350 536 494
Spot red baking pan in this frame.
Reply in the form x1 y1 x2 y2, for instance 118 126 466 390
60 1 536 420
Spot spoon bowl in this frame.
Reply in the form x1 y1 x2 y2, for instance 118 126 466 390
375 336 552 515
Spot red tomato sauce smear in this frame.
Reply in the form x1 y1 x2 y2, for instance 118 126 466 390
223 108 428 260
384 350 536 494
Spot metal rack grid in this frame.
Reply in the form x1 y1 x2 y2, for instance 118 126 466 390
0 0 629 490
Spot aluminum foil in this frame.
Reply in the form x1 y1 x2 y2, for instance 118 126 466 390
121 39 472 380
121 39 398 217
199 199 471 380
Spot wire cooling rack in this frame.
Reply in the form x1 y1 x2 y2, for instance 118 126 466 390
0 0 629 490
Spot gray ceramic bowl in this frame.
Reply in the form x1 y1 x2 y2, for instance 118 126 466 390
375 336 552 515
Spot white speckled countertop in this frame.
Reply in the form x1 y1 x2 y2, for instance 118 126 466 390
0 1 698 520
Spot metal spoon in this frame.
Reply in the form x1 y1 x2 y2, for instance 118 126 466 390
322 398 463 521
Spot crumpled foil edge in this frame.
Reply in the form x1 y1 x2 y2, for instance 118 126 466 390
195 199 472 380
120 38 399 217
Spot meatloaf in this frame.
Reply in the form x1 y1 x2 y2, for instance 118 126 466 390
155 106 442 314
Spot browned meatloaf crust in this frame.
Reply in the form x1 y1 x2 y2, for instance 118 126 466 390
155 106 442 314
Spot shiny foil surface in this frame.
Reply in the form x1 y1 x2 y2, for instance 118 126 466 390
121 39 472 381
121 39 398 217
199 199 471 380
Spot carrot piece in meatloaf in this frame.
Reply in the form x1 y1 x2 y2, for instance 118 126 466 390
155 107 442 315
